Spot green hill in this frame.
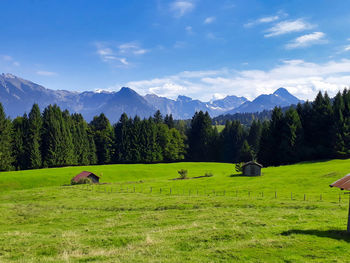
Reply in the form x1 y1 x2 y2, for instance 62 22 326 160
1 160 350 262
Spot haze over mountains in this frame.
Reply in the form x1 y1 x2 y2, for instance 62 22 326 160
0 73 303 122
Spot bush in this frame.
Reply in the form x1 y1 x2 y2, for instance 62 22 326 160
204 172 213 177
235 163 244 173
178 169 188 179
71 177 92 185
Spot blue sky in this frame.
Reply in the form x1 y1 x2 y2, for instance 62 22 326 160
1 0 350 101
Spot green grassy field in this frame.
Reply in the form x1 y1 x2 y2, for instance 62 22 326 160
1 160 350 262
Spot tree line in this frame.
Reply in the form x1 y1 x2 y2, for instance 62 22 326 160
0 89 350 171
187 90 350 166
0 104 185 171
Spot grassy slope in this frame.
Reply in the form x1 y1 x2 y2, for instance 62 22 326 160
1 160 350 262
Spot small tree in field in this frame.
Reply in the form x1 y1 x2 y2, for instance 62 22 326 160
178 169 188 179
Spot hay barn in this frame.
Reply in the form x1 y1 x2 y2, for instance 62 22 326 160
72 171 100 183
242 161 262 176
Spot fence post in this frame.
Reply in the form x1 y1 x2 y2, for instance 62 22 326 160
291 192 293 200
304 194 306 201
170 188 172 195
150 187 152 193
339 194 341 203
224 190 226 196
160 188 162 194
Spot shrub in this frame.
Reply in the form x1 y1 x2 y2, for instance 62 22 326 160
71 177 93 185
178 169 188 179
204 172 213 177
235 163 244 173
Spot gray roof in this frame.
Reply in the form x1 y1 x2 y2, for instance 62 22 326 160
242 161 263 168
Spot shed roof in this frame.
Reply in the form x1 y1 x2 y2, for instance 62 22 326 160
72 171 99 182
330 174 350 190
242 161 263 168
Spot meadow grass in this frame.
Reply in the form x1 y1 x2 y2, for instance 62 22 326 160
1 160 350 262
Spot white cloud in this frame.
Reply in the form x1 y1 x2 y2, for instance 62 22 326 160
95 42 148 67
259 15 280 23
265 19 314 37
1 55 20 67
244 11 287 28
118 42 149 55
245 15 279 28
286 32 327 49
185 26 193 34
36 71 58 76
121 59 350 101
344 45 350 52
170 1 194 17
204 16 215 24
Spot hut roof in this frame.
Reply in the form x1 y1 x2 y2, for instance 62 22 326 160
330 174 350 190
72 171 99 182
242 161 263 168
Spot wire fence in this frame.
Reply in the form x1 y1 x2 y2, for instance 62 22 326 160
75 184 349 204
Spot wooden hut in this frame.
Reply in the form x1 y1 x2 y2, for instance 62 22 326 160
242 161 262 176
72 171 100 183
330 174 350 232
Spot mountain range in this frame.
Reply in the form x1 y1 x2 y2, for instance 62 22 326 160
0 73 303 123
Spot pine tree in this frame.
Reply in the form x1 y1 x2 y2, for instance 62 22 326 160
90 113 114 164
113 113 131 163
187 111 215 161
239 140 253 162
311 91 334 159
219 120 245 163
130 116 142 163
27 104 42 169
0 103 13 171
153 110 163 124
12 115 29 170
257 121 272 166
164 114 175 129
333 91 348 157
297 101 314 160
164 128 185 161
279 108 302 164
247 120 262 157
269 107 284 165
71 113 92 165
42 105 74 167
62 110 75 165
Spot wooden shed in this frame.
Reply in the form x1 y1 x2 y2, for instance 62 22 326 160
72 171 100 183
330 174 350 232
242 161 263 176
